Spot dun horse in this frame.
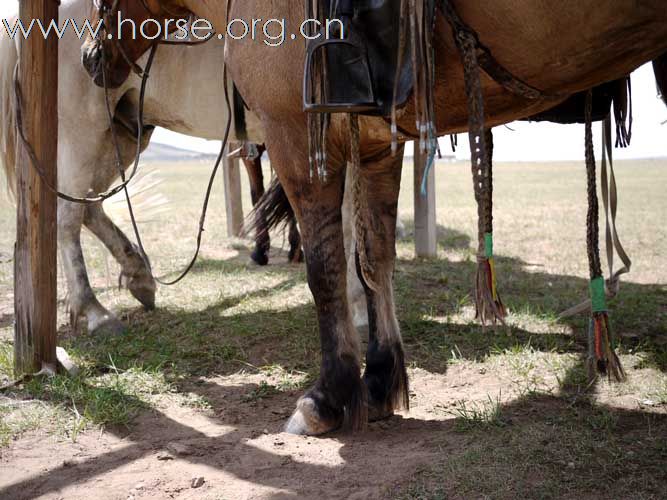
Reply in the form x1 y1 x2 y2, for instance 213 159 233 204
82 0 667 435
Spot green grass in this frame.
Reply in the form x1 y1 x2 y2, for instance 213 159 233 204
1 159 666 497
445 393 506 431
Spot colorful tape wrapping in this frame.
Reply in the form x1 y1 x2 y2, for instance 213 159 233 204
589 276 607 313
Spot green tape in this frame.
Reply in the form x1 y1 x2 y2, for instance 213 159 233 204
484 233 494 258
589 276 607 313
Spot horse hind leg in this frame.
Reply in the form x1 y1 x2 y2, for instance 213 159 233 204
342 170 369 330
59 200 126 335
243 145 270 266
83 202 156 311
355 149 409 421
287 215 304 263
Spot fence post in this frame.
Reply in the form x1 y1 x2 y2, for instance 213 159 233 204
223 142 244 237
413 145 437 258
14 0 59 376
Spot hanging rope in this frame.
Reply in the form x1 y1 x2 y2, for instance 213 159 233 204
584 90 625 382
601 115 632 298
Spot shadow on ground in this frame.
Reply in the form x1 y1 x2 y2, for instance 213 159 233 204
2 378 666 499
2 231 666 498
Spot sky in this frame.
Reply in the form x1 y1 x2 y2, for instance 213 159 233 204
152 63 666 162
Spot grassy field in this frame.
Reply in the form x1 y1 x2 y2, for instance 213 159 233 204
0 159 666 499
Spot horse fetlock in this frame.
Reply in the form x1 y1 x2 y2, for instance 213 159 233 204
364 341 409 421
285 358 368 435
69 297 125 336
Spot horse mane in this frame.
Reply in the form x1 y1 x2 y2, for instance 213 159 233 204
0 14 19 201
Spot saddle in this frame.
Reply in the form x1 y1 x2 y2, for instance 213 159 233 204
304 0 413 116
524 77 633 147
524 80 620 124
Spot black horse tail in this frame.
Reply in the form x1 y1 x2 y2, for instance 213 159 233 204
244 177 295 239
653 52 667 107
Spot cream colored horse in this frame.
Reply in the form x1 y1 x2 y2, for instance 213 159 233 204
0 0 269 335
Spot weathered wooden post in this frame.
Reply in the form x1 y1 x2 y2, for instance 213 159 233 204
413 144 437 257
223 142 244 237
14 0 59 376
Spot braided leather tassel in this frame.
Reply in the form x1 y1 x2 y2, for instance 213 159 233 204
475 233 506 324
587 279 625 382
584 91 625 382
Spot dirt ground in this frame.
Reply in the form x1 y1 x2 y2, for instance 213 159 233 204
1 161 666 499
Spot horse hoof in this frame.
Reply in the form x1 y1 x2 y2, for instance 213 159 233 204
250 250 269 266
368 404 394 423
91 317 127 336
284 397 341 436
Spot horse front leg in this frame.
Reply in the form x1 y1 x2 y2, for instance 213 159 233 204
242 144 271 266
287 185 366 435
265 129 365 435
356 148 409 420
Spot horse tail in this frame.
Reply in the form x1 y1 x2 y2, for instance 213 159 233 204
244 177 294 238
0 17 18 199
654 52 667 107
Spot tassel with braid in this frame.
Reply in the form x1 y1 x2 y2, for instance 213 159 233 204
584 91 625 382
447 18 506 325
349 113 379 292
473 130 505 324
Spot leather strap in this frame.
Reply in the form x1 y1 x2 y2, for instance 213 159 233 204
559 114 632 318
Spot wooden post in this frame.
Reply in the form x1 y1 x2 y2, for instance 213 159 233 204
14 0 59 376
413 144 437 258
223 142 244 237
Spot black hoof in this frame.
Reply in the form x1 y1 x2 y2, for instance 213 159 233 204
250 249 269 266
